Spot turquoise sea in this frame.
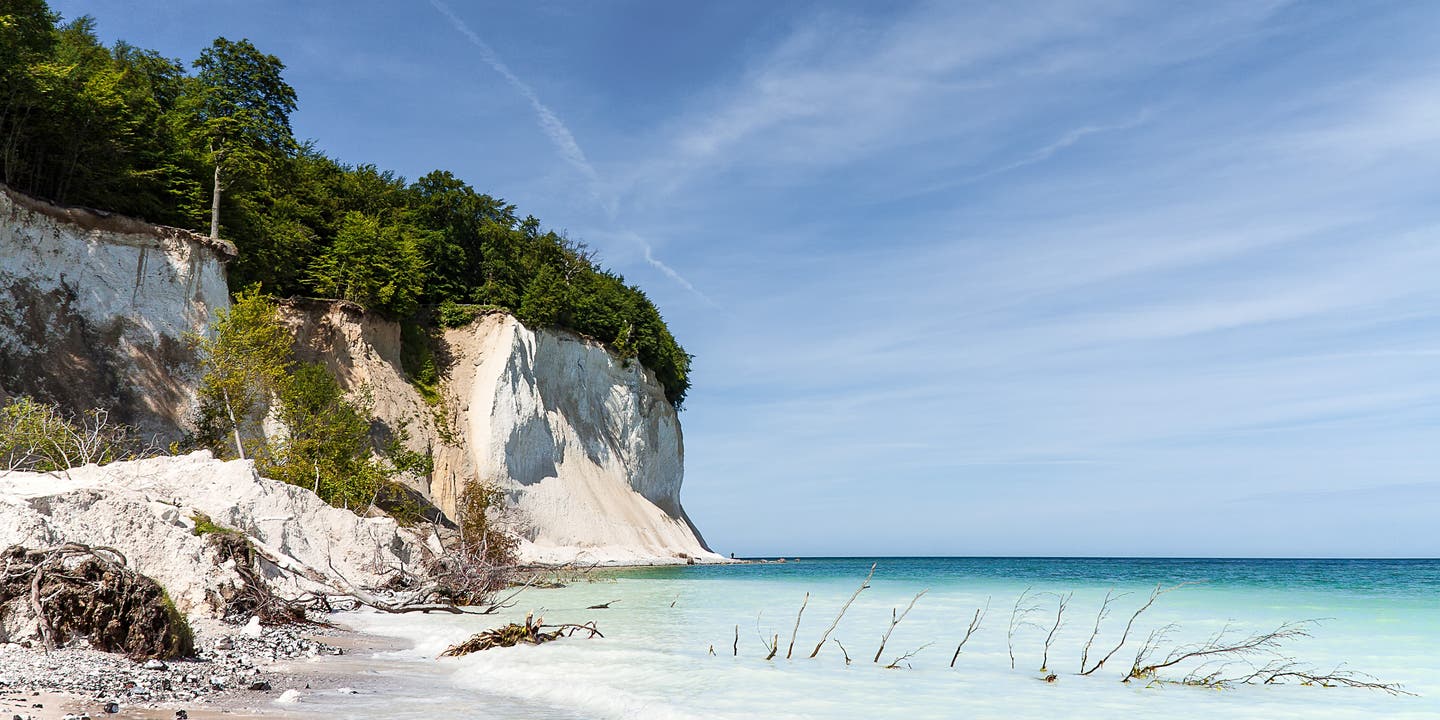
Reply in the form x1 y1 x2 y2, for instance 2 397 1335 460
325 558 1438 719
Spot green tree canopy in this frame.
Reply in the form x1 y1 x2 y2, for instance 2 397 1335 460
182 36 296 238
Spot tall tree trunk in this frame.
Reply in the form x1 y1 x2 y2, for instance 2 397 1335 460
209 163 222 239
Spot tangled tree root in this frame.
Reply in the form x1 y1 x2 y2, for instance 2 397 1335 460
439 613 602 657
0 543 194 659
202 528 314 625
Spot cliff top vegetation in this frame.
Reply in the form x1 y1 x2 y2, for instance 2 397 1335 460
0 1 690 405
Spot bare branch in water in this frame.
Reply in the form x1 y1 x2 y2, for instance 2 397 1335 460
874 589 928 663
884 642 934 670
951 597 990 668
1007 587 1043 670
1128 620 1314 682
833 639 853 665
809 562 877 659
787 592 809 659
1079 589 1125 674
755 612 780 660
1079 583 1186 676
1040 592 1072 673
1224 661 1413 695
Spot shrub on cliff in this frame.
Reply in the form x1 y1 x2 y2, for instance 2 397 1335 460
192 286 293 460
192 288 429 513
0 396 156 472
426 480 518 603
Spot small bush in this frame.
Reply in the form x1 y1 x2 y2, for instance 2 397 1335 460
456 480 519 567
0 396 155 472
399 321 441 404
436 300 485 328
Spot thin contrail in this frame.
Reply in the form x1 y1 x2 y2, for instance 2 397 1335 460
430 0 714 306
643 242 720 309
969 109 1152 182
429 0 600 191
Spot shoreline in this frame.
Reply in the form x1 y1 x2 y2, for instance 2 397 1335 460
0 624 415 720
0 561 749 720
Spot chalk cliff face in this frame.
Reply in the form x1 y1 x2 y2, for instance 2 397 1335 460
286 304 717 565
0 184 714 566
0 184 233 438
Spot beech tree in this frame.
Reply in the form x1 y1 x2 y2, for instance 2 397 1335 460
183 37 296 239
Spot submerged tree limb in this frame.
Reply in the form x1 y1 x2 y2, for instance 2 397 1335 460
951 598 989 668
809 563 876 659
874 589 928 663
787 592 809 660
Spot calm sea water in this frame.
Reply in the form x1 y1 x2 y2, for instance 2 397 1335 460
316 558 1438 719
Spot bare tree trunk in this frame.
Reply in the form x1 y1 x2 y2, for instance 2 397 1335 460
210 163 223 239
950 599 989 668
1040 592 1071 672
874 590 927 663
222 387 245 460
1080 583 1180 676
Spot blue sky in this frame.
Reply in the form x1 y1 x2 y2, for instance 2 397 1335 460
58 0 1440 557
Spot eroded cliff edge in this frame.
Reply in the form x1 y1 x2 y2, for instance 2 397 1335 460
285 302 717 565
0 183 234 439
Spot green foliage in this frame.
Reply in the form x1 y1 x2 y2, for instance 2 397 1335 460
181 36 297 236
1 3 692 406
399 321 441 405
436 300 485 328
186 37 296 155
191 288 433 514
0 7 201 223
191 286 292 458
0 396 151 471
457 480 518 567
382 419 434 478
259 362 389 511
189 511 241 538
308 212 428 316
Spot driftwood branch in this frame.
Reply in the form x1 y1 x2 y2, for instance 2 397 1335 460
873 589 928 663
1079 583 1184 676
1079 589 1122 673
786 592 808 659
1129 620 1314 682
951 597 990 668
1040 592 1071 672
1007 587 1042 670
809 562 876 659
884 642 933 670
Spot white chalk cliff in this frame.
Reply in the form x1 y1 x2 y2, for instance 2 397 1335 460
0 184 716 566
0 183 233 438
286 304 718 566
